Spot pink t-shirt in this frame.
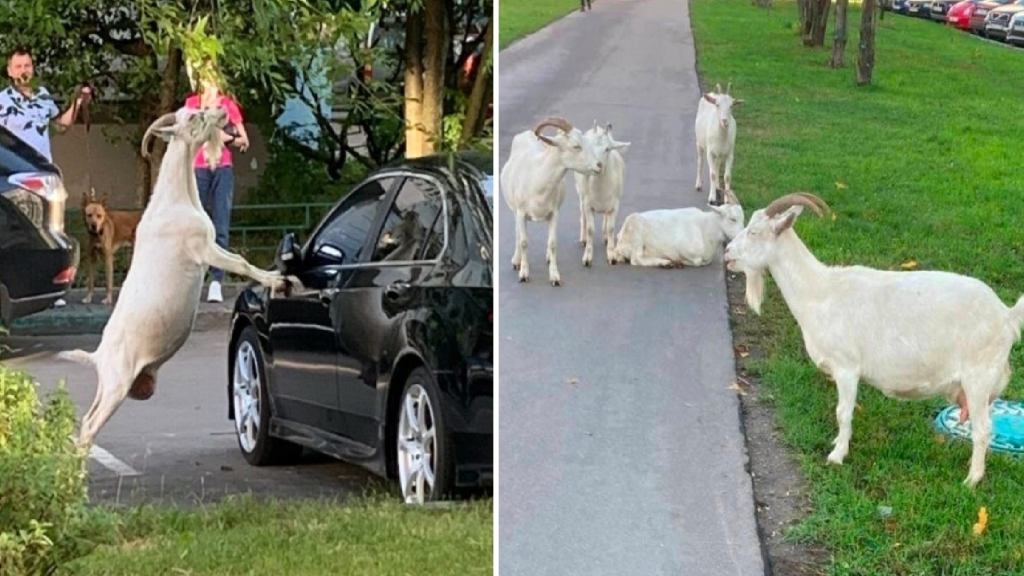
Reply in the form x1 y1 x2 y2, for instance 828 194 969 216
184 94 244 168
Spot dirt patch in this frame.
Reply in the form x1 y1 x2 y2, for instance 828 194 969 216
726 271 830 576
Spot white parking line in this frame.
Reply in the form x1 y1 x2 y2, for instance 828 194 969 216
88 444 141 477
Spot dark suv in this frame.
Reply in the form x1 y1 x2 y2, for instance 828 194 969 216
0 126 78 326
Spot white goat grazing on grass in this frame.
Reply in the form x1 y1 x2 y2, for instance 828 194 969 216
501 117 602 286
612 189 745 268
724 192 1024 488
572 121 630 266
59 106 295 449
695 83 743 205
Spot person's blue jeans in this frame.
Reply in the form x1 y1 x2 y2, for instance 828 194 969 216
195 166 235 283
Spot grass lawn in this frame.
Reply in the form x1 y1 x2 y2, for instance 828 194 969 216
63 495 492 576
499 0 591 49
690 1 1024 574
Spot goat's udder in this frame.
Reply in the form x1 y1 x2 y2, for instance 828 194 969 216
128 372 156 400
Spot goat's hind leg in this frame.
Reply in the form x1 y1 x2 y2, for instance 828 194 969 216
78 364 131 449
962 369 1004 488
827 370 860 465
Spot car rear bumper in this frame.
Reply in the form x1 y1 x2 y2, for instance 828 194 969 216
0 238 78 325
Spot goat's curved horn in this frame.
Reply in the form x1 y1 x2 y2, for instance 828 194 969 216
765 192 830 218
534 117 574 146
715 83 722 94
726 82 732 95
140 112 178 158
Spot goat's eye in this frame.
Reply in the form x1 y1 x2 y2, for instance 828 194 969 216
574 144 582 151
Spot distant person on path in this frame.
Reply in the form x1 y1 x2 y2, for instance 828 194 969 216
581 0 592 11
184 63 249 303
1 46 92 308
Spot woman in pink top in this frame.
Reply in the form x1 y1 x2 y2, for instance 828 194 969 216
185 71 250 303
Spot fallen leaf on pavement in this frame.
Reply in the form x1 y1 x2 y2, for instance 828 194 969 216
734 344 750 358
728 382 748 396
566 378 579 386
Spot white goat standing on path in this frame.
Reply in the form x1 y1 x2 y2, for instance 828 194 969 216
60 106 294 448
724 192 1024 488
612 189 744 267
695 83 743 205
573 122 630 266
501 117 603 286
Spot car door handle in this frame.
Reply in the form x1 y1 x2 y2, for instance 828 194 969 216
319 288 339 304
384 281 411 301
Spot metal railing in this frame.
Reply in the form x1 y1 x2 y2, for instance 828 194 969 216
64 201 335 287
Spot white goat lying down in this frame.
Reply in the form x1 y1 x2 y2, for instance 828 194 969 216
694 83 743 205
501 117 602 286
612 189 744 267
724 192 1024 488
60 106 293 448
573 121 630 266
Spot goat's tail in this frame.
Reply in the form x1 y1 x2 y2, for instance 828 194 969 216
1009 295 1024 331
57 349 95 367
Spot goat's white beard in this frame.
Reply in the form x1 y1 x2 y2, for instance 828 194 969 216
744 268 766 315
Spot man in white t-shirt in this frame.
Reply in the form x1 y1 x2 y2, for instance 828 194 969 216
1 47 91 307
0 46 91 162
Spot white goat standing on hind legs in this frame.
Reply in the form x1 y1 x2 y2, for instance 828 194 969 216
59 106 297 450
695 83 744 205
573 121 630 266
501 117 603 286
723 192 1024 488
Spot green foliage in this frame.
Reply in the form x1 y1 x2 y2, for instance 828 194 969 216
0 367 116 576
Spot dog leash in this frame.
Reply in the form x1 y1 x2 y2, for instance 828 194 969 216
70 84 93 198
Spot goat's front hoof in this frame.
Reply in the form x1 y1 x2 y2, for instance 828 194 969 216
512 262 520 271
518 273 529 283
963 471 984 488
551 278 561 287
695 184 703 191
582 258 592 267
826 450 846 465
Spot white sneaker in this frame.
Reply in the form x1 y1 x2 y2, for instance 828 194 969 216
53 298 67 308
207 281 223 303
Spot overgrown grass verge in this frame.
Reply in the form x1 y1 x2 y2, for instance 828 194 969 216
691 1 1024 574
64 495 492 576
499 0 592 49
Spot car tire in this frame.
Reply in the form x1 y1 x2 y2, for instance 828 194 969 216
232 326 302 466
396 367 455 504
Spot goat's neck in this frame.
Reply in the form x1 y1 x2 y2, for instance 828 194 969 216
148 142 204 211
765 230 830 328
538 151 569 191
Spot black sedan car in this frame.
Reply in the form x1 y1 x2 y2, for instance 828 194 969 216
0 126 78 326
227 151 493 504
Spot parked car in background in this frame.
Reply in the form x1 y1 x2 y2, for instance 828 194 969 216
0 126 77 327
984 0 1024 38
226 151 493 505
930 0 961 20
970 0 1016 33
947 0 984 29
1005 10 1024 42
908 0 935 16
894 0 913 13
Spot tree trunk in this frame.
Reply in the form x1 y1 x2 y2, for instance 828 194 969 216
136 47 183 206
421 0 448 155
857 0 878 85
799 0 813 40
810 0 831 47
828 0 849 67
460 18 492 148
404 8 425 158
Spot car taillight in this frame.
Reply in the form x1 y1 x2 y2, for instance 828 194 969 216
9 172 66 233
53 265 76 285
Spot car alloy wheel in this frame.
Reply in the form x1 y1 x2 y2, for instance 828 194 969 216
398 382 439 504
233 339 262 454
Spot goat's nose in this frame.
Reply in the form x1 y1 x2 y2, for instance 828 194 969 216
596 161 604 171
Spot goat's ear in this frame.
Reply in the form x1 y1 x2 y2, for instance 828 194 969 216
733 99 746 106
771 206 803 235
610 139 630 152
702 93 717 105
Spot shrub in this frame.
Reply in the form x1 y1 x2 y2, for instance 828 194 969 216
0 367 114 576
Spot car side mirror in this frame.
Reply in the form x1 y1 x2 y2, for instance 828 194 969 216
275 232 303 275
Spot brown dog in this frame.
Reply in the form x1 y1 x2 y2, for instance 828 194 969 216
81 190 143 305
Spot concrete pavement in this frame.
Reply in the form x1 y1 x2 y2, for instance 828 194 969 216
497 1 765 574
